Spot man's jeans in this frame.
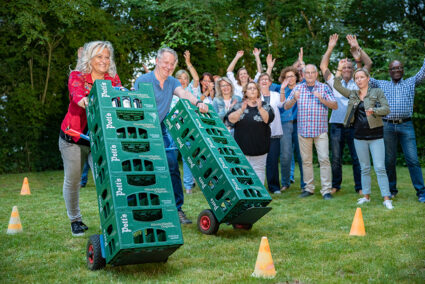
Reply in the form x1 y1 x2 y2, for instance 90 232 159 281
182 161 194 190
161 122 184 210
354 138 391 197
384 120 425 197
280 121 305 189
330 123 362 192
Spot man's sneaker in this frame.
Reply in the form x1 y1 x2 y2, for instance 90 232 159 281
357 197 370 205
383 200 394 210
186 188 192 194
178 210 192 224
71 221 85 236
271 190 281 195
418 194 425 203
80 183 87 188
299 191 314 198
323 193 333 200
77 221 88 231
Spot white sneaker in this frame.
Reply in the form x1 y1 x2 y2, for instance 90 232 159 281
357 197 370 205
383 200 394 210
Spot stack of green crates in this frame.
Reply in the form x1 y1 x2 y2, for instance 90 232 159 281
164 99 272 225
86 80 183 266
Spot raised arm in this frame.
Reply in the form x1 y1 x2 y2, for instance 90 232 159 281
266 54 276 76
253 48 262 74
333 59 351 98
347 34 372 72
292 47 305 78
227 50 244 73
184 50 199 88
320 33 338 81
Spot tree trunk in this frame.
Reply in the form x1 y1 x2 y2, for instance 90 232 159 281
28 57 34 90
41 42 52 105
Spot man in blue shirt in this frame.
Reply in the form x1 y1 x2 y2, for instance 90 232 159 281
134 47 209 223
369 56 425 202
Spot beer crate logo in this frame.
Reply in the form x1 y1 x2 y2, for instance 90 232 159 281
121 213 131 233
101 82 109 98
115 177 125 196
105 113 115 129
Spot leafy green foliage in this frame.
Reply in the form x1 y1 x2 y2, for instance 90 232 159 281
0 0 424 173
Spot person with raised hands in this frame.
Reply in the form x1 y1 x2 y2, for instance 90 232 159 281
265 52 306 193
226 48 263 99
320 33 372 195
171 50 201 195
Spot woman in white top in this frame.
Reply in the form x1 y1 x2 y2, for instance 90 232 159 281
259 73 284 194
226 48 263 99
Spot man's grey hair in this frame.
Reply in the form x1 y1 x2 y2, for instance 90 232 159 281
75 41 117 77
302 64 318 74
157 47 178 65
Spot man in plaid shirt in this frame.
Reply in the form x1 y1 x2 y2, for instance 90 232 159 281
369 58 425 203
284 64 338 200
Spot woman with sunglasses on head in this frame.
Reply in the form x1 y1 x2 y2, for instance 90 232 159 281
334 62 392 209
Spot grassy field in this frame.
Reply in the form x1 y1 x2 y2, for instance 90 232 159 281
1 166 424 283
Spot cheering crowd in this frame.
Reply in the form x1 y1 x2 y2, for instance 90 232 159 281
59 35 425 236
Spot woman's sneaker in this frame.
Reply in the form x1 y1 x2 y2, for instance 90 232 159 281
357 197 370 205
71 221 85 236
383 200 394 210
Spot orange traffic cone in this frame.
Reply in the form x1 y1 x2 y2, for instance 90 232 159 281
20 177 31 195
252 236 276 278
7 206 23 234
349 207 366 236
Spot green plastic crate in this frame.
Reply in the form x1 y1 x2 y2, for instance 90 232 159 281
164 99 272 224
86 80 183 266
101 206 183 265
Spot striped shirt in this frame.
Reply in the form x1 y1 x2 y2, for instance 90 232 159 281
369 59 425 120
286 81 335 138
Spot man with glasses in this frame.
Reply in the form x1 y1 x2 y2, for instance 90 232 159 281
284 64 337 200
369 54 425 202
320 34 372 195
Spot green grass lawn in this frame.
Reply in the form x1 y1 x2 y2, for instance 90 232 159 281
1 165 424 283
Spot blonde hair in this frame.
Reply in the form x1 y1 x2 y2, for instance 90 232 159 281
215 77 235 98
175 70 190 81
354 67 370 79
75 41 117 77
